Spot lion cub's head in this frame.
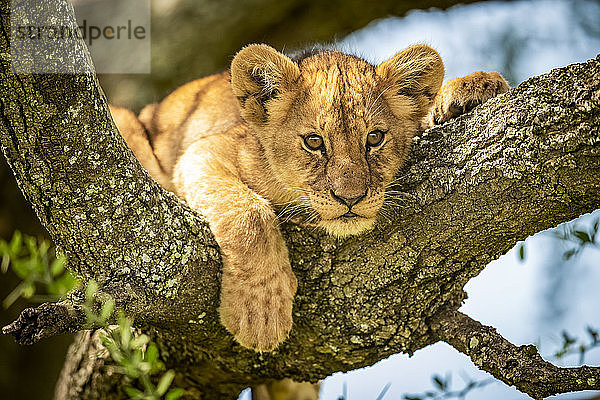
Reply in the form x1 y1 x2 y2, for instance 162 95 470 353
231 44 443 237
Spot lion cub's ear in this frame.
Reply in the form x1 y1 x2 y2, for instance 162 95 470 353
376 44 444 119
231 44 300 125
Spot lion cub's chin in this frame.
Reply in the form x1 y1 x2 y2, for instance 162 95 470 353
318 217 377 238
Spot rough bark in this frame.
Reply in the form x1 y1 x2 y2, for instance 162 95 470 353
1 1 600 399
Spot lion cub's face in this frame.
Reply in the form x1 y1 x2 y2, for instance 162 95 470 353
231 44 444 237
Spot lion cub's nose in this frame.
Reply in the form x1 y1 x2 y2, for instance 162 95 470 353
330 190 367 208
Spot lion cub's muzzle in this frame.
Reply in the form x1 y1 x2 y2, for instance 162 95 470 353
330 188 368 218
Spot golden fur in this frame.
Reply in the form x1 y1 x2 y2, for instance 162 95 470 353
110 44 508 352
252 380 320 400
422 70 509 128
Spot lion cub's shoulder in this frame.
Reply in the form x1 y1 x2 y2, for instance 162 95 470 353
139 71 245 174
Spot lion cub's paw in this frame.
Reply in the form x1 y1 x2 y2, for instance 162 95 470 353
220 268 297 352
424 71 509 128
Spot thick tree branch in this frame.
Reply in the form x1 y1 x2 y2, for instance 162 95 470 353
430 309 600 399
1 1 600 398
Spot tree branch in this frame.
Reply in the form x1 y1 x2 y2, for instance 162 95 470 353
430 309 600 399
1 301 84 345
1 0 600 398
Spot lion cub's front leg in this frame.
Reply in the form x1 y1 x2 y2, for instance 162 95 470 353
423 71 509 129
173 138 297 352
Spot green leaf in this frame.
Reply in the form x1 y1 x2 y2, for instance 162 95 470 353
38 239 50 256
117 312 131 329
564 248 577 260
131 334 150 350
165 388 185 400
131 349 144 369
48 273 78 296
122 358 140 378
99 333 113 348
518 243 525 261
145 343 159 365
432 375 446 391
99 299 115 324
586 326 599 344
85 280 98 301
9 231 22 254
156 370 175 396
573 230 591 244
120 323 132 349
50 256 66 276
110 347 125 364
153 360 165 374
0 238 9 253
1 253 9 273
21 282 36 298
562 331 576 345
11 259 32 280
123 386 144 398
29 256 45 278
24 237 40 273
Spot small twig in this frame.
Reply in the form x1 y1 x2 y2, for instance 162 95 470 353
429 308 600 399
1 301 85 345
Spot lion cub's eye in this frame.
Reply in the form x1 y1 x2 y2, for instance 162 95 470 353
366 130 385 148
304 134 324 151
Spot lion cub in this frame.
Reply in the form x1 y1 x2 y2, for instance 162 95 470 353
110 44 508 351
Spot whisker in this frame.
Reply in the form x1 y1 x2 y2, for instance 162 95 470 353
377 206 390 222
276 204 310 226
384 190 411 197
275 202 301 220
